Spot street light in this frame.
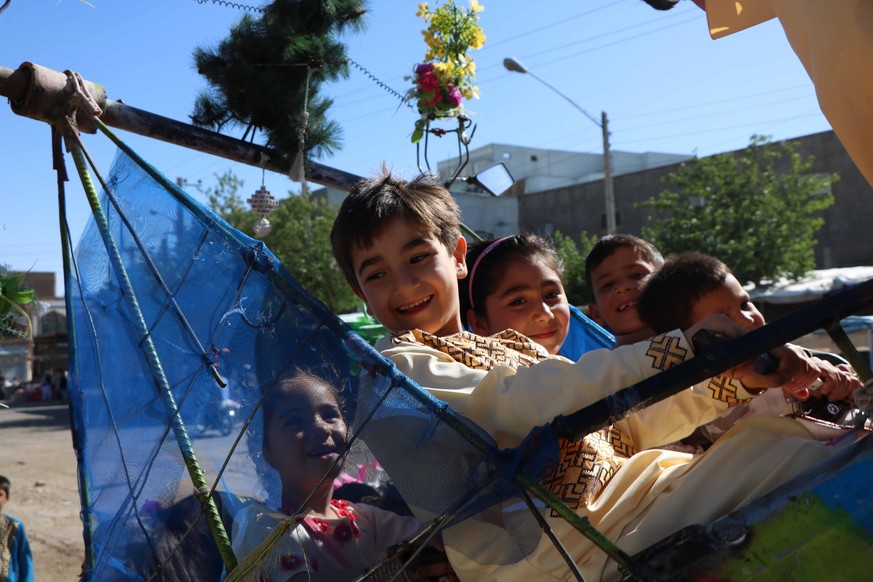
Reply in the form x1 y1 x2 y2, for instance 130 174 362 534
503 57 616 235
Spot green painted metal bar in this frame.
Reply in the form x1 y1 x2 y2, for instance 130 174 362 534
825 322 873 382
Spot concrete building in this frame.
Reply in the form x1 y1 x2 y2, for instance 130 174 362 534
516 130 873 269
313 131 869 268
312 143 690 240
438 143 691 238
0 271 66 386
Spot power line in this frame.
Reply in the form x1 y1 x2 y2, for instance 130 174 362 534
613 93 817 132
481 1 626 51
336 4 692 103
194 0 266 14
618 111 825 145
618 84 813 121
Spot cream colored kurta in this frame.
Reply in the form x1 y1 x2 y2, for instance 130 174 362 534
705 0 873 187
377 331 833 581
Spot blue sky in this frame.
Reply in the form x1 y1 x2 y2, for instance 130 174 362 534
0 0 829 297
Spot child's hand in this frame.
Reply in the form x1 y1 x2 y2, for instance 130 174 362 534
728 343 820 394
809 358 862 402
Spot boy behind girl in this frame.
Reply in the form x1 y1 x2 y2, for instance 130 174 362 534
584 235 663 346
330 169 846 581
0 475 34 582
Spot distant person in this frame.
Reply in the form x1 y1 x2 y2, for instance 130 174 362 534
0 475 34 582
39 373 53 402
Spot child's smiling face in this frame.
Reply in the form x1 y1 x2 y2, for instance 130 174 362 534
264 380 347 509
350 218 468 336
588 246 658 335
468 257 570 355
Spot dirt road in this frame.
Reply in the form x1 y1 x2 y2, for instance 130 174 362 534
0 402 83 580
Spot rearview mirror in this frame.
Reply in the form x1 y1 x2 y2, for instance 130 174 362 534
463 163 515 197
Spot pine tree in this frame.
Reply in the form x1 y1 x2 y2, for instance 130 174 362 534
192 0 367 161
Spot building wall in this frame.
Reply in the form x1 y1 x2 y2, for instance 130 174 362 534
437 143 691 195
518 131 873 269
0 272 66 384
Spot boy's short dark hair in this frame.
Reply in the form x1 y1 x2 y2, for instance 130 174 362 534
0 475 9 497
636 252 731 333
584 234 664 297
330 168 462 291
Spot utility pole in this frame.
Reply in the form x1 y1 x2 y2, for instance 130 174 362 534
504 58 617 235
602 111 616 235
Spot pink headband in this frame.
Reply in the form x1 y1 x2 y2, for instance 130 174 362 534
467 236 512 311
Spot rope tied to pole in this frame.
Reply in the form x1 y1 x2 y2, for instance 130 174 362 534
62 69 102 136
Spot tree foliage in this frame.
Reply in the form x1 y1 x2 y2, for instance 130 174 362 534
552 229 598 305
192 0 367 160
205 171 359 314
640 136 836 286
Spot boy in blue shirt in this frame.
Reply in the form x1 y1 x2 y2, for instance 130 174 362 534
0 476 33 582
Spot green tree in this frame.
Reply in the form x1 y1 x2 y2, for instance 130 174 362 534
192 0 366 160
640 136 836 286
206 172 359 314
553 229 598 305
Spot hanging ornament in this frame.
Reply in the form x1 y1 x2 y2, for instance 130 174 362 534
248 160 278 238
291 67 312 183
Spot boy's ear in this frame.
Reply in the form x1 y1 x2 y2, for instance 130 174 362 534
452 236 468 278
588 303 604 326
350 284 373 316
467 309 489 336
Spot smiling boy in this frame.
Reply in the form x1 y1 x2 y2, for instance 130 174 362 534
327 169 851 581
584 235 664 345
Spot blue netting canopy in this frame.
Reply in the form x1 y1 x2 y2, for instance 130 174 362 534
66 133 565 580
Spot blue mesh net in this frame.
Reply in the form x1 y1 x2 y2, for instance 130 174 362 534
67 148 560 580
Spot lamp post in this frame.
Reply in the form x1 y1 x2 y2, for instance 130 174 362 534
503 57 616 235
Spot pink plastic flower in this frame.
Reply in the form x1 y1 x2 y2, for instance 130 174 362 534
417 70 440 92
446 84 463 107
415 62 434 75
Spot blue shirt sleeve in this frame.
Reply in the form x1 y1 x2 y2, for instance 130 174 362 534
6 516 34 582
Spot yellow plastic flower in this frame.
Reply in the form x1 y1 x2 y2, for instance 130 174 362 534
470 0 484 13
416 3 430 18
461 85 481 100
471 30 486 49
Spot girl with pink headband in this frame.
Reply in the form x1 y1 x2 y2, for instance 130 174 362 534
460 234 571 355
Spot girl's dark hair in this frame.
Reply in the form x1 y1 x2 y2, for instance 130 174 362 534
459 233 564 327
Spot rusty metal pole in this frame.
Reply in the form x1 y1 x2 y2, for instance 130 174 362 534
0 62 363 191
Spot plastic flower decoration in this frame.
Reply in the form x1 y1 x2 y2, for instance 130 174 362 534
0 273 35 338
408 1 485 143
